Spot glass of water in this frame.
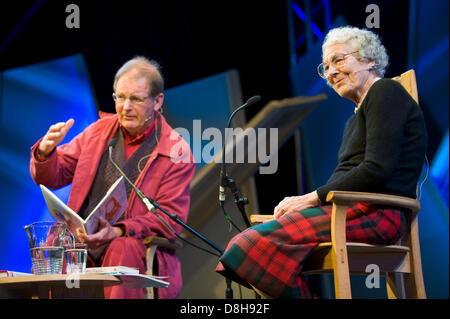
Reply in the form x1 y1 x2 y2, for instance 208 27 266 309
64 243 88 274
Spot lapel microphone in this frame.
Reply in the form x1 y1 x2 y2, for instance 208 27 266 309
144 115 152 123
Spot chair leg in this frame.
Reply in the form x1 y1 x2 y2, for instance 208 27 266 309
331 251 352 299
386 272 406 299
331 203 352 299
405 272 426 299
404 214 427 299
145 245 158 299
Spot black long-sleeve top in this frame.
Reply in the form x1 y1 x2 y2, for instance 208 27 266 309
316 78 427 204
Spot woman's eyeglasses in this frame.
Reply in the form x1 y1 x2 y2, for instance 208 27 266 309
317 51 358 79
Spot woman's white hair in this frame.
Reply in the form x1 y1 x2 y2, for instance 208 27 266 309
322 26 389 77
113 56 164 98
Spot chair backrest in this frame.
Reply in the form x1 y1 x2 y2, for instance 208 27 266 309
392 69 422 199
392 69 419 104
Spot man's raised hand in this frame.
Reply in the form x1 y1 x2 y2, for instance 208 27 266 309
38 118 74 158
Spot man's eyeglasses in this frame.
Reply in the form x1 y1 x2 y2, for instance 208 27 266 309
317 51 358 79
112 92 150 105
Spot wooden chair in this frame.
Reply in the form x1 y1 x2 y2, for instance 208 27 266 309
250 70 426 299
142 236 182 299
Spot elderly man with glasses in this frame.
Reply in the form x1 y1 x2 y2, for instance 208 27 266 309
30 56 195 299
216 26 427 298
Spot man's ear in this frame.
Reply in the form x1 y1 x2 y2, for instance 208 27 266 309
153 92 164 112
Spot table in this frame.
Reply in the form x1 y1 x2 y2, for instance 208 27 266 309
0 274 121 299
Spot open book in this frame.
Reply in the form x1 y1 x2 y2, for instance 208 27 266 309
84 266 169 288
40 176 127 239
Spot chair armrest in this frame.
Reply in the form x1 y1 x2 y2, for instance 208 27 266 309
326 191 420 213
250 215 274 224
142 236 183 251
250 191 420 226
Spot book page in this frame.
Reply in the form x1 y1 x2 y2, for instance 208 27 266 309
115 273 170 289
84 176 127 234
40 184 87 236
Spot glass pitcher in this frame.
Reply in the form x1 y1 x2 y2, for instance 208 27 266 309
24 221 66 275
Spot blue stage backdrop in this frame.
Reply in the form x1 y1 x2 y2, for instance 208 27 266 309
163 69 243 170
0 54 98 272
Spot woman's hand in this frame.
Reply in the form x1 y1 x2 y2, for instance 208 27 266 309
273 191 321 219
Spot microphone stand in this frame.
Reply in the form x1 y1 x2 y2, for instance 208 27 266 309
225 178 250 227
220 96 261 228
219 96 261 299
221 178 250 299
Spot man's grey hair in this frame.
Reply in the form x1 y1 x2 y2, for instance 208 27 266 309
113 56 164 98
322 26 389 77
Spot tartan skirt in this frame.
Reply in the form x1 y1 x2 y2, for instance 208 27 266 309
216 203 406 298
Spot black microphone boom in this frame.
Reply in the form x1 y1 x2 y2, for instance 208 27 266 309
107 138 223 255
108 140 155 213
226 95 261 131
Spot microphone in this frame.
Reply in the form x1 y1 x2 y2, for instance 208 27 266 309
108 138 117 149
219 95 261 202
144 115 152 123
108 138 156 213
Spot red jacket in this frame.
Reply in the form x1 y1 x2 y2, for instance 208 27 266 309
30 112 195 298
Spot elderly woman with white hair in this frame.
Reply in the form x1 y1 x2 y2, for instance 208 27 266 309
216 26 427 298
